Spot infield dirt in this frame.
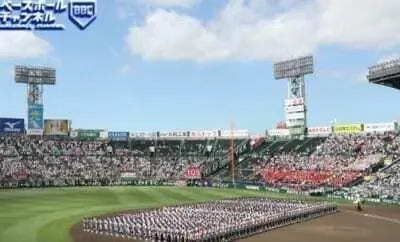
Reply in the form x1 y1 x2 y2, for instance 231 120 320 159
70 204 400 242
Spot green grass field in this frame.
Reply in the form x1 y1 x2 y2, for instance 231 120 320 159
0 186 333 242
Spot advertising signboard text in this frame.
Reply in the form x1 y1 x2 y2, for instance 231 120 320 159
44 119 70 135
0 118 24 135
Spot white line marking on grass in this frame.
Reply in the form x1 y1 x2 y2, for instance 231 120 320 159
342 209 400 225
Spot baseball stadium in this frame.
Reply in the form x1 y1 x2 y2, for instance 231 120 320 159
1 57 400 242
1 1 400 242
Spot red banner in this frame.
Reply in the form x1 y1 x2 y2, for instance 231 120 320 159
185 167 202 179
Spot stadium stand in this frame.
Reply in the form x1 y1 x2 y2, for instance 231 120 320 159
0 136 228 187
0 128 400 204
242 133 398 191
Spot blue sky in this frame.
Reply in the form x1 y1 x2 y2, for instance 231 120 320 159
0 0 400 134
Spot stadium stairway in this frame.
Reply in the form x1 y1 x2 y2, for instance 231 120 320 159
345 175 365 188
264 140 289 154
209 138 285 180
224 139 294 180
200 139 230 177
278 139 303 153
250 138 271 156
240 139 304 180
209 138 220 157
233 139 273 179
250 139 275 156
225 137 328 181
376 156 400 172
181 139 208 157
213 139 229 157
296 137 326 154
205 138 250 178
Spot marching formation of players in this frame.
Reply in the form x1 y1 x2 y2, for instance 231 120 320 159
82 197 337 241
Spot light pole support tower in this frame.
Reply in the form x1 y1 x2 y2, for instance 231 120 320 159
273 56 314 138
15 66 56 135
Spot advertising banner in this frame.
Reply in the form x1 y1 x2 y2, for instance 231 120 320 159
286 119 306 127
44 119 70 135
221 130 249 137
221 130 230 137
76 129 101 139
27 104 43 135
286 112 305 120
289 127 305 136
130 132 146 138
285 98 304 106
189 131 203 137
364 122 396 133
70 130 78 138
159 131 188 138
130 132 156 138
108 132 129 141
307 126 332 136
0 118 24 135
185 167 202 179
189 130 218 138
267 129 290 136
158 132 169 138
333 124 363 134
285 104 305 113
202 130 218 138
100 131 108 140
120 172 136 180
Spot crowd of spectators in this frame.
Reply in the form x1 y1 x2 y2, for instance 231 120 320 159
1 133 400 195
0 136 221 188
340 155 400 201
256 133 400 190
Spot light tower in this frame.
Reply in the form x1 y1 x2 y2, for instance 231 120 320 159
273 56 314 138
15 66 56 135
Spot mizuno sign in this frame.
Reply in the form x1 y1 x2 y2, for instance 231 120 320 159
0 118 25 134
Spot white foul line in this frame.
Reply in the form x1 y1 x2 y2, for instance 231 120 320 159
342 209 400 225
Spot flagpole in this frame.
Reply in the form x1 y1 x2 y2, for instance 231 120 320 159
230 120 235 188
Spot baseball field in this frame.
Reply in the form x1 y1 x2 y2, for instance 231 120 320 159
0 186 399 242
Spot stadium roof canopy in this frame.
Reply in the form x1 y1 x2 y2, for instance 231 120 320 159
369 75 400 90
367 58 400 90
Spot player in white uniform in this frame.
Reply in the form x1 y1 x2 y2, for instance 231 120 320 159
354 195 363 211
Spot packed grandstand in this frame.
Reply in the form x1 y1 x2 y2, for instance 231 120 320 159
0 121 399 204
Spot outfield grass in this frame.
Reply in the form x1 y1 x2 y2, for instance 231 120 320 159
0 186 335 242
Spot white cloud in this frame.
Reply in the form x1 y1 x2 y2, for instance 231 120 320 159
0 32 51 59
126 0 400 62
